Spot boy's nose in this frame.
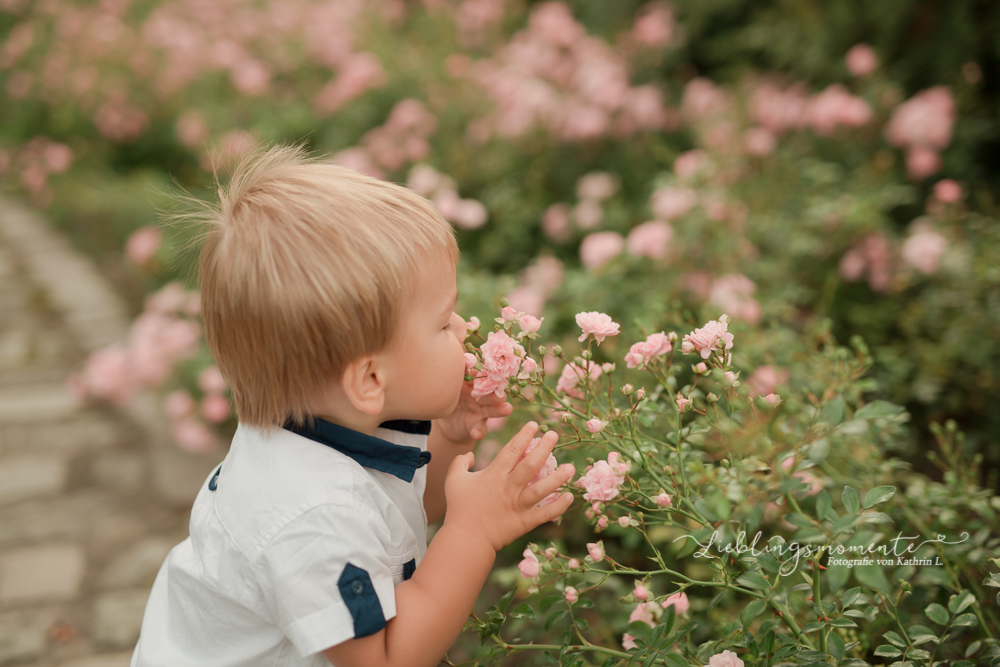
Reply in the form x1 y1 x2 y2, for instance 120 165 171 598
450 311 468 343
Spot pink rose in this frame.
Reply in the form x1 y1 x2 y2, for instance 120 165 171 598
466 316 481 331
708 650 744 667
622 633 638 650
674 149 709 181
579 231 624 271
125 226 162 266
763 393 782 406
200 394 231 423
577 454 626 502
543 203 571 242
902 229 948 275
933 179 962 203
576 311 620 344
907 146 942 180
464 353 478 371
681 316 734 359
518 549 540 578
544 547 557 559
480 330 525 380
624 332 672 369
556 361 602 399
564 586 578 603
171 417 217 453
567 558 580 569
846 44 879 77
626 221 673 260
197 366 228 394
655 492 672 507
617 515 630 528
694 362 708 374
724 371 739 386
650 185 696 221
586 418 606 434
519 357 538 375
744 127 776 156
629 600 658 626
163 390 195 420
500 306 519 322
586 542 605 560
632 2 674 47
745 365 788 397
518 314 544 336
576 171 620 201
471 373 508 399
676 395 691 412
597 516 609 530
885 86 955 150
661 591 690 614
634 584 649 600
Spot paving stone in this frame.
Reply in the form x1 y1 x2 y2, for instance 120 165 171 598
0 454 68 506
90 452 144 494
0 543 86 604
0 384 78 424
59 652 133 667
31 417 121 453
91 589 148 649
0 330 31 371
0 492 115 549
100 538 173 590
0 608 55 665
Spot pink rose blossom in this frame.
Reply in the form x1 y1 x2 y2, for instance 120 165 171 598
650 185 696 221
794 470 823 495
661 591 690 614
624 332 672 369
555 360 602 399
544 547 557 559
709 274 761 324
655 492 672 507
577 455 626 502
518 549 540 578
564 586 578 603
933 179 962 203
744 127 776 155
176 111 208 149
622 633 639 650
517 314 544 337
586 542 605 560
885 86 955 151
586 418 606 434
708 650 744 667
171 417 217 453
576 172 619 201
676 395 691 412
763 393 782 406
519 357 538 376
575 311 620 344
163 390 195 420
125 227 162 266
464 353 478 371
617 515 631 528
681 316 735 359
634 584 649 600
626 221 673 260
629 600 658 626
471 373 508 399
542 203 571 242
500 306 519 322
572 199 603 230
579 231 624 271
724 371 739 386
567 558 580 569
674 149 709 181
746 365 788 397
197 366 227 394
846 44 879 77
200 394 231 423
907 146 942 180
597 516 609 530
902 229 948 275
694 362 708 374
839 232 892 291
452 198 488 229
632 1 674 47
481 330 526 380
466 316 481 331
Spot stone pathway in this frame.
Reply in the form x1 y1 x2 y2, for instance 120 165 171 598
0 199 223 666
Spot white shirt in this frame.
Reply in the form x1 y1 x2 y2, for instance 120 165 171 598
132 418 432 666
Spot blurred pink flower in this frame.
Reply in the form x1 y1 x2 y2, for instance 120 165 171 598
681 316 734 360
42 143 73 173
655 492 672 507
564 586 578 603
125 227 161 266
529 2 584 47
632 1 674 47
624 332 672 369
675 395 691 412
661 591 690 614
902 228 948 275
587 541 605 560
906 146 942 180
314 52 385 115
885 87 955 150
752 82 809 134
839 232 891 291
506 285 545 318
572 199 603 229
518 549 540 578
629 600 658 626
522 255 565 299
176 111 208 149
94 97 148 142
556 360 601 399
708 650 744 667
331 147 384 180
622 85 666 130
579 231 624 271
744 127 776 155
200 394 231 423
846 44 879 77
542 203 571 242
746 365 788 397
807 84 872 135
452 198 489 229
171 417 217 453
626 221 673 260
76 344 136 405
709 274 760 324
586 418 606 434
650 186 696 221
681 78 728 123
674 149 709 181
197 366 227 394
163 390 195 420
230 59 270 96
933 179 962 203
576 172 619 201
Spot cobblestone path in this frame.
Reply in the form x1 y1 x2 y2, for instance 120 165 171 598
0 199 223 666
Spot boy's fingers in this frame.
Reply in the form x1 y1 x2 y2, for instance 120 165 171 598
447 451 476 476
493 421 540 470
526 492 574 529
521 464 575 507
510 430 558 487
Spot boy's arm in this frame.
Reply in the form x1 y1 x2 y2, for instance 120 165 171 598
323 423 574 667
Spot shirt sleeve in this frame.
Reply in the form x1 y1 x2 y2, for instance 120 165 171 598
257 502 397 657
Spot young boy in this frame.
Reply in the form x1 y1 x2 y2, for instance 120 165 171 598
131 145 576 666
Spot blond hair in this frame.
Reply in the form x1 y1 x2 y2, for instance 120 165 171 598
195 144 459 428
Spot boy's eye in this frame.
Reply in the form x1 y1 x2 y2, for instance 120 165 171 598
443 323 452 331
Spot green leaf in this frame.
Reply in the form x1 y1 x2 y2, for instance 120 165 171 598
857 511 892 524
736 571 771 590
795 649 830 660
510 603 537 621
862 485 896 509
625 621 653 640
883 630 907 647
843 609 866 617
539 595 562 613
907 625 937 645
802 621 826 633
740 599 767 629
965 640 982 657
663 655 688 667
707 591 725 611
952 662 976 667
908 649 931 660
824 396 845 425
544 610 568 631
952 613 978 627
854 563 890 592
786 513 814 528
660 604 676 635
854 400 905 420
816 491 835 522
574 617 589 633
841 660 870 667
760 630 775 657
873 645 903 657
829 618 857 628
828 630 845 661
949 590 975 614
924 603 949 625
865 606 878 622
842 587 862 607
842 486 859 516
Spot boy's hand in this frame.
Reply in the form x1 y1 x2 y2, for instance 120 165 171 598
442 421 575 552
436 378 513 444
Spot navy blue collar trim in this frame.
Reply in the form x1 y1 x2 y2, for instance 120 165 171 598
285 418 432 482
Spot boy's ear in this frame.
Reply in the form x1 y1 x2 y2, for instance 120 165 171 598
341 355 386 416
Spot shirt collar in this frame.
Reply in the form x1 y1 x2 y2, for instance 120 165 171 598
285 418 432 483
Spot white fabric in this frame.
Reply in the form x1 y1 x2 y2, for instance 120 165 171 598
131 423 429 666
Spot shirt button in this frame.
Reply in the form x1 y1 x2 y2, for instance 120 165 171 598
351 581 365 595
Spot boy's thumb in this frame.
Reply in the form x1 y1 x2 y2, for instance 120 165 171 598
448 451 476 475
